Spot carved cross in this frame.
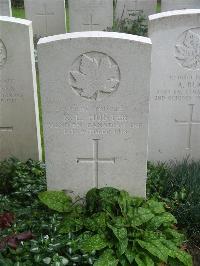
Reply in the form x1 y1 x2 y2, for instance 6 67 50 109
36 3 54 34
77 139 115 188
83 15 100 30
175 104 200 150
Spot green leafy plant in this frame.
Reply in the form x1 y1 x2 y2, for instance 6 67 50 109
0 158 46 200
39 188 192 266
147 159 200 246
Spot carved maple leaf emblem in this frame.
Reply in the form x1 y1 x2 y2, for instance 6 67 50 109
175 30 200 70
70 53 120 100
0 40 7 66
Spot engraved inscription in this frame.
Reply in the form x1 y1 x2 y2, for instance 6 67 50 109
0 79 23 103
154 74 200 102
0 127 13 132
46 104 144 136
175 28 200 70
120 1 141 18
175 104 200 150
77 139 115 188
0 39 7 67
69 52 120 101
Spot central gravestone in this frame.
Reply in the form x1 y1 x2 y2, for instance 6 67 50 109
161 0 200 12
68 0 113 32
0 0 12 16
38 32 151 197
24 0 66 38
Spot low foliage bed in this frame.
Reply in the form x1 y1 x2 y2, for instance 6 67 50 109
0 158 199 265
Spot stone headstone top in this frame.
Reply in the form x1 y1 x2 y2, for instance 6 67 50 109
148 10 200 161
161 0 200 12
24 0 66 38
0 16 41 161
0 0 12 16
68 0 113 32
38 31 151 197
115 0 157 20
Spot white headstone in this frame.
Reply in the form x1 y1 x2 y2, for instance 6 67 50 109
115 0 157 20
38 31 151 197
68 0 113 32
24 0 66 38
0 17 41 161
148 10 200 162
0 0 12 16
161 0 200 12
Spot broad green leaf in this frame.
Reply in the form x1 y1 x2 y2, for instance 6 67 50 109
165 228 184 246
38 191 72 212
118 191 132 215
108 224 128 255
43 257 51 264
146 199 166 214
125 248 136 264
114 216 126 227
131 207 154 226
160 238 180 259
99 187 119 213
175 249 193 266
135 254 154 266
131 197 144 207
60 217 83 233
84 212 107 232
86 188 99 213
116 237 128 256
135 255 146 266
79 234 108 253
147 212 177 230
108 224 127 240
144 256 154 266
119 255 130 266
94 249 118 266
137 239 168 262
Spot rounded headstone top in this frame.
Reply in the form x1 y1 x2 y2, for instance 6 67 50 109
149 9 200 33
0 16 32 26
38 31 152 46
149 9 200 21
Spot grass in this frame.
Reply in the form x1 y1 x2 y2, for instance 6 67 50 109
12 7 25 19
156 3 161 13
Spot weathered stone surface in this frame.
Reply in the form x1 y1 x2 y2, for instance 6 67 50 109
115 0 157 20
38 31 151 197
161 0 200 12
68 0 113 32
0 17 41 161
0 0 12 16
148 10 200 161
24 0 66 38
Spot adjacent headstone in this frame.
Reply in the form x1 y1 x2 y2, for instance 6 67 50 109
68 0 113 32
148 10 200 161
0 0 12 16
0 16 41 161
24 0 66 38
161 0 200 12
38 31 151 197
115 0 157 20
